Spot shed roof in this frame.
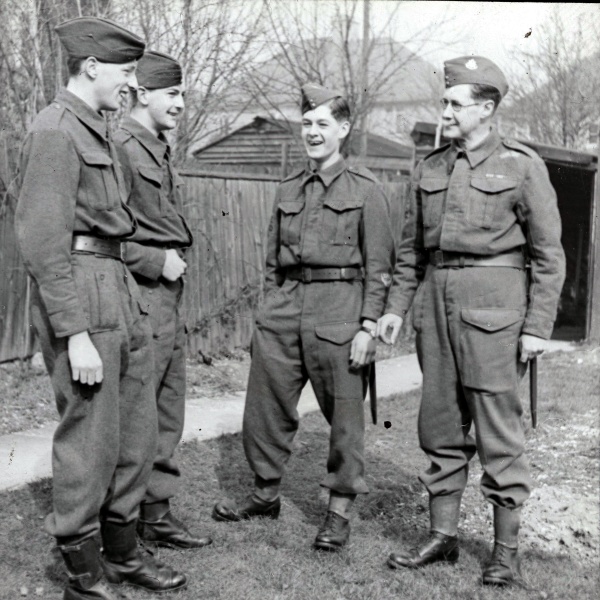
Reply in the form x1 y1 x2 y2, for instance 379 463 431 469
193 116 413 163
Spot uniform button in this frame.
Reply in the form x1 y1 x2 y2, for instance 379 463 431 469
148 290 153 294
100 274 105 280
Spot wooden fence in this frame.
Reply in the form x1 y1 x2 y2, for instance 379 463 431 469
0 171 410 362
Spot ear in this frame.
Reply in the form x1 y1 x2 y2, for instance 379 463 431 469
480 99 495 120
82 56 98 80
338 120 351 140
136 86 150 107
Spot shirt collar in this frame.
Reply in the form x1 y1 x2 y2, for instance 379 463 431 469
120 116 168 165
301 156 346 188
451 126 502 169
56 88 108 140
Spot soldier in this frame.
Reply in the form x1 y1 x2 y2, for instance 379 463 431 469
113 51 212 550
16 17 187 600
212 83 394 551
378 56 565 585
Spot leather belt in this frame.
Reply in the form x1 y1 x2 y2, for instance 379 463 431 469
72 235 126 261
285 266 363 283
429 249 525 269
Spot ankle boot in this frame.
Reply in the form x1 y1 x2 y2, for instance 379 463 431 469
101 520 187 593
138 500 213 549
483 506 525 587
388 494 461 569
59 536 130 600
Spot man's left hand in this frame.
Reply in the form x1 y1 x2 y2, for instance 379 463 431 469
519 333 547 363
350 330 377 369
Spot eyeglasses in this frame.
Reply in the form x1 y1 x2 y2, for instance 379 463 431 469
439 99 481 113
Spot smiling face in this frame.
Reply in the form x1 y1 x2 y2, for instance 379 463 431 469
441 84 494 144
143 85 185 133
93 59 138 111
301 103 350 170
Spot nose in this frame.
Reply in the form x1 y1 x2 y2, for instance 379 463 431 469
175 94 185 110
441 101 454 119
128 73 138 89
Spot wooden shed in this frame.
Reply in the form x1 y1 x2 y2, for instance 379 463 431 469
191 116 414 181
410 122 600 342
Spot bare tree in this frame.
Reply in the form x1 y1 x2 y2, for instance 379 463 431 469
502 6 600 150
236 0 458 149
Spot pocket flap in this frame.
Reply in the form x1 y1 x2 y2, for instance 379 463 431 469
314 321 360 345
470 177 517 193
138 165 163 184
420 178 449 193
323 197 364 212
81 151 112 166
278 201 304 215
461 308 522 332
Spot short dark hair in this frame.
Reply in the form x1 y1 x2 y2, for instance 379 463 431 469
470 83 502 114
67 56 86 76
328 97 351 123
301 96 351 123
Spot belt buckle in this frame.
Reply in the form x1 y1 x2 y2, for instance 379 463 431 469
120 243 126 262
340 267 347 279
433 250 444 268
302 267 312 283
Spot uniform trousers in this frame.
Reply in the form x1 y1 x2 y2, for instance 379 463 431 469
413 264 532 509
134 276 186 503
243 278 369 495
31 254 157 540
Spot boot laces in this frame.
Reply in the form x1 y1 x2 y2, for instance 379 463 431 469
491 543 514 568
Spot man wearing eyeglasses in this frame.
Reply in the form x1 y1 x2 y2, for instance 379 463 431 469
377 56 565 586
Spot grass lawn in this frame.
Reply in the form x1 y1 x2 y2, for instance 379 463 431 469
0 348 597 600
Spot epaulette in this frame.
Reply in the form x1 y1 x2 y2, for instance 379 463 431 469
422 142 451 162
280 167 304 183
346 164 379 183
502 138 539 159
34 101 67 128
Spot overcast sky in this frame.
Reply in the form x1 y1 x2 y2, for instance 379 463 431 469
368 1 599 72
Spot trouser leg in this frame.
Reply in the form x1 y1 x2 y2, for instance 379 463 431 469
416 267 476 501
243 321 306 483
140 280 186 504
302 323 369 495
452 267 531 509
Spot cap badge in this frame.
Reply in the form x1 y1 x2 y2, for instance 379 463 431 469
465 59 478 70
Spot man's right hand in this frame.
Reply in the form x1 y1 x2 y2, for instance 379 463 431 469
162 249 187 281
68 331 103 385
376 313 403 345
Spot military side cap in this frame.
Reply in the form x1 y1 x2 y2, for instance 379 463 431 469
301 82 343 113
136 51 182 89
55 17 145 63
444 55 509 98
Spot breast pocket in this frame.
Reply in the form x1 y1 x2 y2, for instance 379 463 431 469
322 197 364 246
278 201 304 246
137 165 166 217
81 151 119 211
467 177 517 229
419 178 449 228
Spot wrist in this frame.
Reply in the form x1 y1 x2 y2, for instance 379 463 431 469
360 325 377 339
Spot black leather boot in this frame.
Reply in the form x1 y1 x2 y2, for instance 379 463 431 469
213 494 281 522
59 536 130 600
101 520 187 593
388 495 461 569
483 506 525 587
313 511 350 551
138 501 213 549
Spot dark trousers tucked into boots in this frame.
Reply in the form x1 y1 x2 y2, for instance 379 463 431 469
483 506 524 586
101 520 187 593
59 536 128 600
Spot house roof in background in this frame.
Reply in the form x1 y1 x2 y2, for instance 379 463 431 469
193 116 414 160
